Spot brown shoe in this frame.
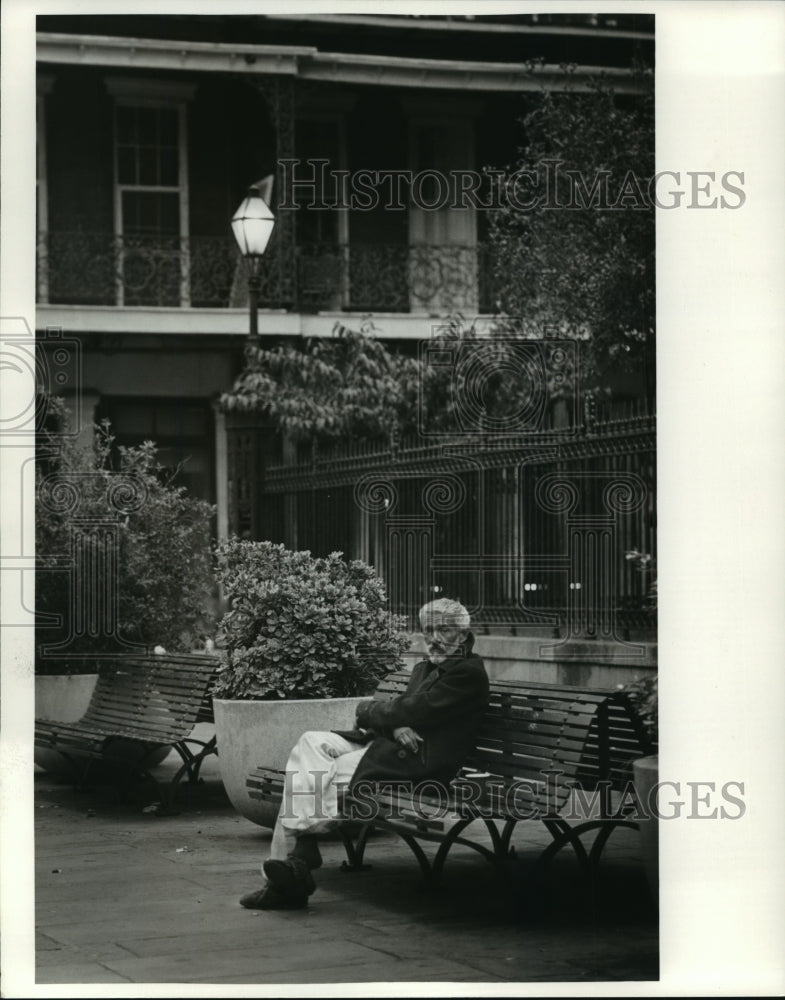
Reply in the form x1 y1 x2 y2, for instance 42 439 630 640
263 857 316 896
239 882 308 910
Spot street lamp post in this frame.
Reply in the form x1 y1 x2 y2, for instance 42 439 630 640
231 178 276 342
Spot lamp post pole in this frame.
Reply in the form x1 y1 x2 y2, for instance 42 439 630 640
247 271 260 342
231 177 275 344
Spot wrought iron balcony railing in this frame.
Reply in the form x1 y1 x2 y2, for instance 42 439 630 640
36 232 501 315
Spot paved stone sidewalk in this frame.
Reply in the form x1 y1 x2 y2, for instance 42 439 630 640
32 738 658 987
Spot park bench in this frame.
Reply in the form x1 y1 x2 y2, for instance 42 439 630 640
35 652 220 812
246 670 656 888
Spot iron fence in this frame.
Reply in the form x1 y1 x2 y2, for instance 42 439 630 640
36 232 501 313
229 405 656 641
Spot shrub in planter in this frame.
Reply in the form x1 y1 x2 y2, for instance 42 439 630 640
36 407 217 674
212 539 410 700
210 540 410 827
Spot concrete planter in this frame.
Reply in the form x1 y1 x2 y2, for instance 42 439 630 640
33 674 98 774
212 696 363 828
35 673 99 723
35 673 97 775
632 754 659 907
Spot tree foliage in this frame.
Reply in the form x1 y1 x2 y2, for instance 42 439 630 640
36 410 217 670
487 68 655 399
622 673 658 749
220 315 561 444
221 321 423 444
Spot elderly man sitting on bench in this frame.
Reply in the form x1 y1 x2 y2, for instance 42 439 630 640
240 597 490 910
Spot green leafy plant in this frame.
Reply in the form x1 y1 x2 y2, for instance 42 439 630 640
487 67 655 405
625 548 658 611
621 673 658 750
36 408 217 673
220 320 423 444
211 539 409 699
220 313 573 445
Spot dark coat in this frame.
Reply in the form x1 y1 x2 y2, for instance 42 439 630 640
335 634 489 791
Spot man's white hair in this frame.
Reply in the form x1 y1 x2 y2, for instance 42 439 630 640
419 598 471 629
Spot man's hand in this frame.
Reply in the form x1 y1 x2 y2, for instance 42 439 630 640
393 726 423 753
321 743 340 758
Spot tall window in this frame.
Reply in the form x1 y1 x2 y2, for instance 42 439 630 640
106 78 195 306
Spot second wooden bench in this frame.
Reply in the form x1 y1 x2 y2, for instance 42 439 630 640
35 652 221 812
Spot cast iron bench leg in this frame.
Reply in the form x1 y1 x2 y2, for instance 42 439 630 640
588 818 639 866
395 829 438 887
339 823 373 872
479 816 518 860
167 736 219 789
539 817 593 873
431 816 519 886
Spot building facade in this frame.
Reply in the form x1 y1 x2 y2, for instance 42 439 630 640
36 13 654 544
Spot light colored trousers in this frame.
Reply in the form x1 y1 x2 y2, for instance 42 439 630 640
268 731 370 862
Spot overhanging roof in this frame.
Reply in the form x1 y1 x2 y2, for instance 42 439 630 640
266 12 654 42
37 32 647 94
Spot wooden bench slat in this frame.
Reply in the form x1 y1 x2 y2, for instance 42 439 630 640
475 743 588 769
475 737 596 761
466 760 580 786
479 711 598 734
377 671 618 700
478 737 590 758
72 712 189 740
477 715 602 742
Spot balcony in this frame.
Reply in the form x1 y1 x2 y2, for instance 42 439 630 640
36 232 501 315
